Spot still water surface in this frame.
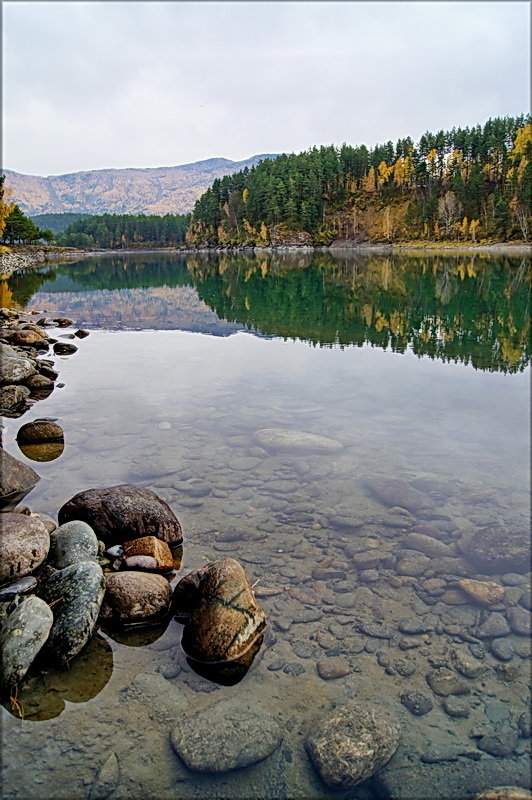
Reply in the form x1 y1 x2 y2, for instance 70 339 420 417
1 252 530 799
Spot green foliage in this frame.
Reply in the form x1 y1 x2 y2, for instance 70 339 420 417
56 212 191 249
30 213 92 234
189 115 531 245
1 204 51 244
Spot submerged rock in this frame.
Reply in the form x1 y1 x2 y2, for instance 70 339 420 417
254 427 343 453
37 561 106 664
58 484 183 545
462 525 530 574
0 447 40 510
0 595 53 690
305 701 400 788
473 790 532 800
457 579 506 606
99 571 172 623
175 558 266 664
170 697 282 772
0 512 50 584
362 477 432 513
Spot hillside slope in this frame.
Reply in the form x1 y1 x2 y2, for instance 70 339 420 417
2 154 278 216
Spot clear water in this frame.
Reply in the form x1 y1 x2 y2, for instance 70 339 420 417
1 251 530 799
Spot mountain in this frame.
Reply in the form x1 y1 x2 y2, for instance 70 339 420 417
1 154 279 217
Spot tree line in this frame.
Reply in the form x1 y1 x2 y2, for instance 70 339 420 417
54 213 191 248
0 177 54 244
187 115 531 245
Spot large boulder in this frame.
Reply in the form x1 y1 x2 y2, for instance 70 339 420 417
36 561 106 664
461 525 530 574
170 697 283 772
305 702 401 788
0 512 50 584
16 419 64 445
254 428 342 454
48 520 99 569
174 558 266 663
58 485 183 545
0 447 40 510
0 385 30 415
99 571 172 623
0 354 36 385
0 595 53 691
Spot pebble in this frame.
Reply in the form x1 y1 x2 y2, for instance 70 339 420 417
426 668 470 697
400 691 433 716
316 657 351 680
490 638 515 662
283 663 305 676
442 696 471 718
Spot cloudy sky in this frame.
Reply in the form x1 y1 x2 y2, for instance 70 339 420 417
3 1 530 176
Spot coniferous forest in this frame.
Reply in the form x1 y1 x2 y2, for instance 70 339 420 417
187 115 531 246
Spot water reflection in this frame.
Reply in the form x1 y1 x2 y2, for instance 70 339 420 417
6 250 530 372
185 633 264 686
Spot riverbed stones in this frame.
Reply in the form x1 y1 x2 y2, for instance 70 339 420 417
305 701 400 789
400 691 433 716
0 595 53 690
0 512 50 584
457 578 506 606
506 607 531 636
122 535 174 571
0 385 30 414
462 525 530 574
16 419 64 445
58 484 183 545
401 533 454 558
177 558 266 663
53 342 78 355
316 657 351 680
99 571 171 623
476 612 511 639
0 447 40 510
170 697 283 772
0 354 36 384
425 668 470 696
254 427 343 454
48 520 99 569
36 561 106 664
362 477 431 513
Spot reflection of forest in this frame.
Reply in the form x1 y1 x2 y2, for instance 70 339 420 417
6 251 530 372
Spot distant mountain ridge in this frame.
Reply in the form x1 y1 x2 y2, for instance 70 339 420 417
2 154 279 216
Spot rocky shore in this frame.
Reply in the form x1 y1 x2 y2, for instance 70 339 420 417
0 248 87 278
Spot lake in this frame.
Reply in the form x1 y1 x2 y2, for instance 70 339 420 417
1 250 530 799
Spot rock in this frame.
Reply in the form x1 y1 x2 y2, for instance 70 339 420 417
490 638 514 662
0 512 50 584
0 595 53 690
36 561 106 663
0 575 38 602
74 329 90 339
396 552 430 576
88 752 120 800
506 607 531 636
122 555 159 571
0 384 30 413
462 525 530 574
457 579 506 606
2 328 47 346
170 697 282 772
48 520 99 569
0 447 40 510
398 618 434 635
53 342 78 355
442 696 470 718
362 477 431 513
122 535 174 571
0 356 36 384
25 373 54 391
177 559 266 663
518 710 531 738
473 789 532 800
352 550 389 570
476 612 511 639
305 701 400 789
99 571 171 623
451 647 486 678
402 533 453 558
53 317 73 327
316 657 351 680
477 727 519 757
254 428 342 454
16 419 64 445
426 669 470 696
400 691 433 716
58 484 183 545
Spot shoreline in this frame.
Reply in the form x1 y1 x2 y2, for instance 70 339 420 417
1 241 530 279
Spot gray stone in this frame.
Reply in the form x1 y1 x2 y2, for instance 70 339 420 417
0 575 38 602
0 512 50 584
396 552 430 577
0 356 36 385
476 612 511 639
0 447 40 510
506 607 531 636
442 696 470 718
400 691 433 716
402 533 454 558
254 428 342 454
305 701 400 789
426 668 470 697
48 520 99 569
490 638 515 662
37 561 106 664
362 476 431 513
462 525 530 574
0 595 53 689
170 697 283 772
477 727 519 757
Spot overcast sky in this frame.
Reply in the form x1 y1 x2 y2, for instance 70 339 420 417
3 1 530 176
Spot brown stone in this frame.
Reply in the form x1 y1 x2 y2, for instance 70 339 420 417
317 657 351 680
17 419 64 445
99 571 172 622
177 558 266 663
0 512 50 584
2 328 47 346
0 446 40 510
122 535 174 571
458 578 506 606
473 788 532 800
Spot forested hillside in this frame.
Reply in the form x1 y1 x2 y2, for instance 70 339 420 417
187 116 531 246
56 212 190 248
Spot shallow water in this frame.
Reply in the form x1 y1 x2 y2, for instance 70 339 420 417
1 252 530 799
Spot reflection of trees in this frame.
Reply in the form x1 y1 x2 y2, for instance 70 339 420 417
188 252 530 372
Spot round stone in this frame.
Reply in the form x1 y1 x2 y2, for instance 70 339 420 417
0 512 50 584
254 428 343 454
16 419 64 445
99 571 172 623
170 697 283 772
0 595 53 689
48 520 99 569
305 702 400 789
